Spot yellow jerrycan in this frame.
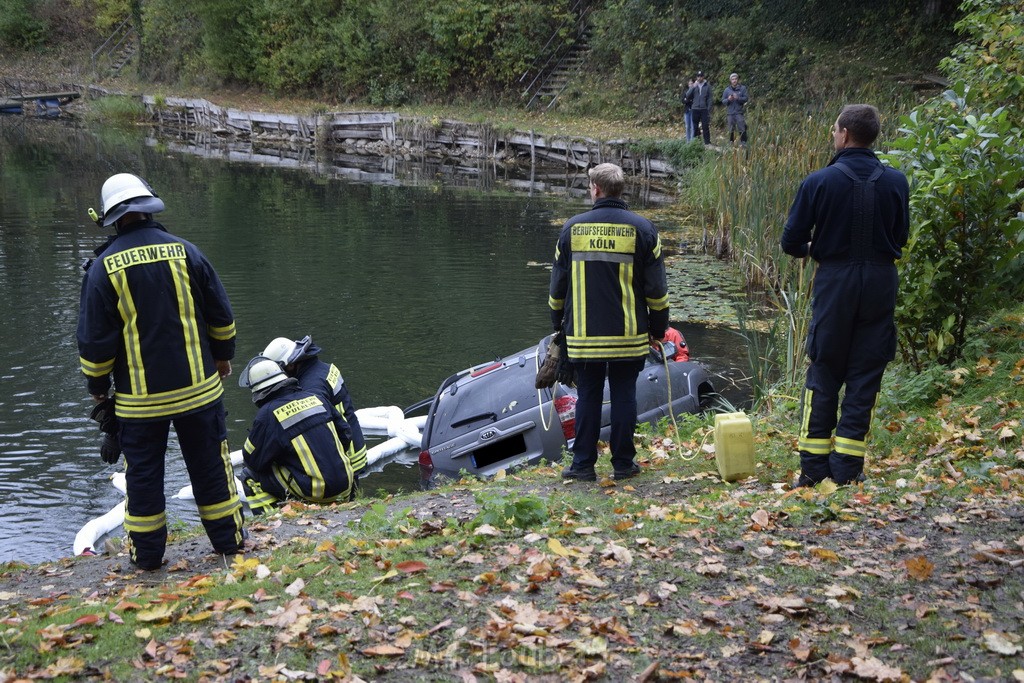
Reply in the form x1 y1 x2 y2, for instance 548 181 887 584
713 412 755 482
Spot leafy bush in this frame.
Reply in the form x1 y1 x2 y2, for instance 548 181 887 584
940 0 1024 114
884 0 1024 370
0 0 46 49
658 138 705 171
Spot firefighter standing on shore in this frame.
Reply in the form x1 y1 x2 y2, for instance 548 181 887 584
77 173 244 570
781 104 910 486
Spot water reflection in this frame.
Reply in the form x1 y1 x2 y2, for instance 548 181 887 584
0 118 749 563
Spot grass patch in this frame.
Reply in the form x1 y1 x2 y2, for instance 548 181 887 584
84 95 146 126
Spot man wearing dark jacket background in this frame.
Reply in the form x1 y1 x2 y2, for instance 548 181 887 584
685 71 712 144
549 163 670 482
781 104 910 487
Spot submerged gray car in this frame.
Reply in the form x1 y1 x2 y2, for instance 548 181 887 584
417 335 716 477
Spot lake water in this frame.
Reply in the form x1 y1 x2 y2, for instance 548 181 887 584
0 117 749 563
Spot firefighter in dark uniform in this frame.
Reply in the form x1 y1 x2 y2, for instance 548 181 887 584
262 336 367 475
550 163 670 481
78 173 244 570
238 358 355 513
781 104 910 486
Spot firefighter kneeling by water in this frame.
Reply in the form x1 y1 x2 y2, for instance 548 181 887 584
239 358 356 514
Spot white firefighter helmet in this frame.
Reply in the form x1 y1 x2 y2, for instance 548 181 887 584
262 335 316 366
99 173 165 227
240 358 290 403
262 337 298 365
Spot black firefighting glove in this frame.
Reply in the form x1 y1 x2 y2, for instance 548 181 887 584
99 432 121 465
90 398 121 464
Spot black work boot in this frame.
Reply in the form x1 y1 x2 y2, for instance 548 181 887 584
829 452 864 485
796 452 832 487
562 464 597 481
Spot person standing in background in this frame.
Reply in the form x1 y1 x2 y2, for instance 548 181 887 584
722 72 749 144
682 77 695 142
686 71 712 144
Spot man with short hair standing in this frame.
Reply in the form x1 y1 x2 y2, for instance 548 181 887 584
549 163 670 482
781 105 910 487
722 72 749 144
685 71 712 144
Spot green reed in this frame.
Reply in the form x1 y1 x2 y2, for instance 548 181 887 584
701 90 917 406
699 107 832 404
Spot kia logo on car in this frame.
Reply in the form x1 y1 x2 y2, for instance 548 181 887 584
480 429 498 441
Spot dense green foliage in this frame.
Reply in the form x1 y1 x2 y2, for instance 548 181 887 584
886 0 1024 369
579 0 959 118
696 0 1021 404
3 0 960 109
138 0 572 101
0 0 47 48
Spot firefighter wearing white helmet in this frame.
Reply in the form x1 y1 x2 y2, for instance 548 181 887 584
77 172 243 570
261 335 368 475
238 355 356 513
97 173 166 227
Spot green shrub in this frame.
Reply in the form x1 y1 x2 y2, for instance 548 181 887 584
0 0 46 48
658 138 705 171
87 95 147 125
886 89 1024 369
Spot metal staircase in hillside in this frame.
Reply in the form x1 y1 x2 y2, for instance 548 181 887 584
91 17 138 79
519 0 592 111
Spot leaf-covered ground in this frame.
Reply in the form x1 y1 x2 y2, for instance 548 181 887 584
2 427 1022 682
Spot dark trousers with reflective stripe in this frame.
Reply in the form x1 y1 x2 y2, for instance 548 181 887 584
799 262 897 483
120 401 243 566
570 358 645 471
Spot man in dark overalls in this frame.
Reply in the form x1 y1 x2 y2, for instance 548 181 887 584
781 104 910 486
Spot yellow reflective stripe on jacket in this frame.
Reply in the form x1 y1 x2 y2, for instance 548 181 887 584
290 433 325 499
548 295 564 311
169 258 203 386
572 261 586 336
114 372 223 419
79 356 115 377
110 269 146 396
566 334 648 359
207 321 236 341
124 510 166 534
329 422 355 499
349 444 368 472
646 293 670 311
619 263 636 337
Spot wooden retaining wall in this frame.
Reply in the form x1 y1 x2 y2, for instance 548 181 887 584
142 96 676 177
